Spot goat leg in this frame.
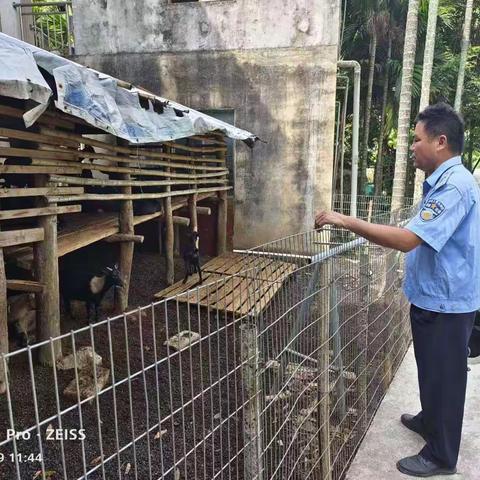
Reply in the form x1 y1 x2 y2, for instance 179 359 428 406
86 302 92 323
196 262 203 285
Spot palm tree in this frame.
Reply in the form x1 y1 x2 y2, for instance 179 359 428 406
413 0 440 201
374 30 392 196
391 0 420 212
454 0 474 111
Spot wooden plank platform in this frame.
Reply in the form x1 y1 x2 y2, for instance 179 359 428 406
4 192 216 267
154 253 296 316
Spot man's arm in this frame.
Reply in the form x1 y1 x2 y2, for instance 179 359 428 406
315 211 422 253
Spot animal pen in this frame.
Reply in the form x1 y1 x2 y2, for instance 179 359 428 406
0 211 414 480
0 33 416 480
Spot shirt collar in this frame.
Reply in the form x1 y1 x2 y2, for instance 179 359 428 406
425 156 462 188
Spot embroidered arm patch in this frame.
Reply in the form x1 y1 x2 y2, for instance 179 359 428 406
420 199 446 221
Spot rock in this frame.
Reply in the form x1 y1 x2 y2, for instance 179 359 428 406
57 347 102 371
63 366 110 401
164 331 200 351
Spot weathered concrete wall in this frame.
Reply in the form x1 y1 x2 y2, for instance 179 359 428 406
72 0 339 55
75 48 337 247
0 0 21 39
72 0 340 247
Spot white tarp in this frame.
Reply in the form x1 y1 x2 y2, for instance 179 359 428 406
0 33 257 145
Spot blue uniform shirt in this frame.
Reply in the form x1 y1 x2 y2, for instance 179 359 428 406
403 156 480 313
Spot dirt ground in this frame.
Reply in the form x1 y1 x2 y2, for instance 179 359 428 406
0 248 245 480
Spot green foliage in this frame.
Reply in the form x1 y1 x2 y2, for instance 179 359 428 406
31 1 72 55
339 0 480 193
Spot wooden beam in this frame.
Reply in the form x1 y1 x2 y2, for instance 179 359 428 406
39 127 225 163
164 163 175 286
105 233 144 244
48 174 227 188
0 127 79 148
33 175 62 365
47 186 231 203
0 187 84 198
196 206 211 216
0 165 80 175
0 228 44 248
0 146 227 171
172 216 190 227
0 205 81 221
165 141 228 154
6 279 44 293
188 193 198 233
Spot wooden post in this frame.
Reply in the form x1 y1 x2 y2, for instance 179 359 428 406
164 165 174 285
0 244 8 395
240 319 263 480
188 193 198 233
217 190 227 255
33 175 62 365
117 173 134 312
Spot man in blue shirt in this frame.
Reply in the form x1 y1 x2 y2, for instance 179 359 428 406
315 103 479 477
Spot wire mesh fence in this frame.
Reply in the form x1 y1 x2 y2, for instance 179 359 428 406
0 208 414 479
333 194 414 224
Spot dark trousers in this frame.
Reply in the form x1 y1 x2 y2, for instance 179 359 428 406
410 304 475 469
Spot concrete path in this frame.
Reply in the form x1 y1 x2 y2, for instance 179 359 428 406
346 347 480 480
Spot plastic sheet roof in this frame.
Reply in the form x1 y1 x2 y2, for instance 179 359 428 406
0 33 258 146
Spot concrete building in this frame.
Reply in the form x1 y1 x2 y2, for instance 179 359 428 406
1 0 341 247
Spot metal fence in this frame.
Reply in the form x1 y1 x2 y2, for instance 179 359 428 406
13 1 74 56
333 194 414 224
0 209 414 480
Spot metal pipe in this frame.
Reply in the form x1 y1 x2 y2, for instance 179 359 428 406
337 61 361 218
335 75 350 212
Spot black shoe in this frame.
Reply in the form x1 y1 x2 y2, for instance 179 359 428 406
397 454 457 477
400 414 428 441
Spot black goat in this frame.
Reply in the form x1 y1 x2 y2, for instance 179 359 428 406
182 230 203 285
60 263 123 323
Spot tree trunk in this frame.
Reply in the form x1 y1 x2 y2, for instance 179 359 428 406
454 0 474 112
391 0 420 212
361 30 378 194
374 34 392 197
413 0 440 201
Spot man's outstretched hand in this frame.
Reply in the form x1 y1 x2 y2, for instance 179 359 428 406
314 211 347 229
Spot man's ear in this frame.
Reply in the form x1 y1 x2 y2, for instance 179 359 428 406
437 134 448 149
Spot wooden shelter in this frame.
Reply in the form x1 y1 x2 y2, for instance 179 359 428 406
0 36 256 392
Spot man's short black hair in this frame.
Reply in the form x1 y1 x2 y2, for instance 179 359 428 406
416 102 465 154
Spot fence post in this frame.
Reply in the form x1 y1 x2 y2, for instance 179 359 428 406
318 260 332 480
241 318 263 480
329 281 346 419
357 244 370 431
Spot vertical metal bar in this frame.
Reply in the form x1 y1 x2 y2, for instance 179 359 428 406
67 4 73 55
185 293 198 479
107 316 123 479
49 339 68 480
174 297 188 479
71 332 88 478
2 354 21 480
89 325 106 480
151 304 166 475
123 313 139 480
27 347 47 480
137 307 153 479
